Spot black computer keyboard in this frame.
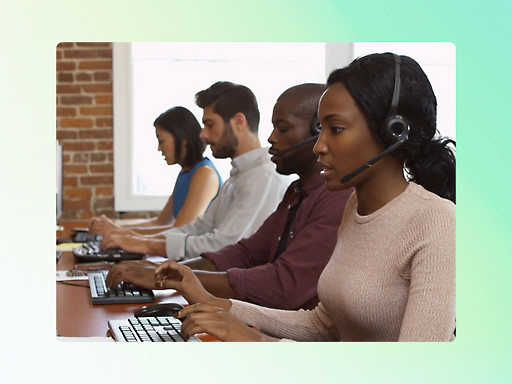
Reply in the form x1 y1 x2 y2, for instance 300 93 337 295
73 241 145 262
88 271 155 305
108 316 201 342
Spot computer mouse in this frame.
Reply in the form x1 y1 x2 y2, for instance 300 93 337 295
134 302 184 318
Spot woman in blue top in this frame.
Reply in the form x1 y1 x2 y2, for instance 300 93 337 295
89 106 221 235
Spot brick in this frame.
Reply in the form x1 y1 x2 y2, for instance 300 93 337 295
64 164 88 174
96 118 113 127
78 60 112 70
107 153 113 162
63 176 78 187
60 118 94 128
82 84 112 93
90 152 107 162
96 186 113 196
98 49 113 58
57 107 76 116
96 141 113 150
64 199 91 210
93 197 114 209
93 72 110 82
64 49 109 59
81 175 113 185
56 130 78 140
60 95 93 105
95 95 112 105
79 129 112 139
63 141 95 151
57 61 76 71
57 85 81 94
76 43 111 48
65 187 93 198
60 210 80 221
73 153 89 163
57 42 74 49
79 106 112 116
63 154 71 163
76 72 92 82
58 72 73 82
56 51 62 60
90 164 113 173
80 210 96 220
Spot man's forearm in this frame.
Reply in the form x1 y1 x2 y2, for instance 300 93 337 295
181 256 217 271
133 225 172 235
144 238 168 257
194 271 234 299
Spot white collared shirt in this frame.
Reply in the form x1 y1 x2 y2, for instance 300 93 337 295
163 147 290 260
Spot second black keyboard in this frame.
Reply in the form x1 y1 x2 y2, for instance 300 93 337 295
88 271 155 305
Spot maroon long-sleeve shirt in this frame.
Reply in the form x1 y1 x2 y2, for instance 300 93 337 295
202 174 352 310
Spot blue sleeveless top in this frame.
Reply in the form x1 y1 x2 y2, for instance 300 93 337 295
172 157 222 218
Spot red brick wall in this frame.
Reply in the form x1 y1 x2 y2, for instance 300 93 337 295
56 42 152 223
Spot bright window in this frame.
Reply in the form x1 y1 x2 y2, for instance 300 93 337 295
114 42 326 211
114 42 455 212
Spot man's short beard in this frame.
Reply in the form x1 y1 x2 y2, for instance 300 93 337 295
212 122 238 159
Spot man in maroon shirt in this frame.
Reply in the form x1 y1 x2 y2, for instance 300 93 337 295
106 83 352 310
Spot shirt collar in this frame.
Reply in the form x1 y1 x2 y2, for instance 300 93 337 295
294 172 326 198
230 147 271 177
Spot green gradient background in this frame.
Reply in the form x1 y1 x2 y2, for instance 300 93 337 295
1 0 511 383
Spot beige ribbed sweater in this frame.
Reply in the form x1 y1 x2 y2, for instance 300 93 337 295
230 183 456 341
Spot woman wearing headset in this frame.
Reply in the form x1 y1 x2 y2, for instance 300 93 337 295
154 53 456 342
89 106 221 235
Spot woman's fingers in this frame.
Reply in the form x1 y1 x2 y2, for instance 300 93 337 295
177 303 217 317
180 309 225 340
154 261 188 283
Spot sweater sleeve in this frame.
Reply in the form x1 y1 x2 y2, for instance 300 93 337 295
398 198 456 341
230 300 340 341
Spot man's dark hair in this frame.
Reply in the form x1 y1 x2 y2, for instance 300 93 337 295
277 83 326 133
195 81 260 133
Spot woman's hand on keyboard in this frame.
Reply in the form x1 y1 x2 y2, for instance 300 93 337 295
106 260 159 290
177 303 278 342
154 261 223 308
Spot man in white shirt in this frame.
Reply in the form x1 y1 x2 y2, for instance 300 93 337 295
100 81 289 260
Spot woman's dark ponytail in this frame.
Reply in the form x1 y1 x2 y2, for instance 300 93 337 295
405 137 456 203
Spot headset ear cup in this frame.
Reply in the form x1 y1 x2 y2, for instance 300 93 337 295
310 117 320 136
382 115 410 143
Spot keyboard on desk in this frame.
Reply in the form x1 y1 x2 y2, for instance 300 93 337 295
88 271 155 305
73 241 145 262
108 316 201 342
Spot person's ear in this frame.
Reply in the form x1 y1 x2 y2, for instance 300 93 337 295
231 112 247 133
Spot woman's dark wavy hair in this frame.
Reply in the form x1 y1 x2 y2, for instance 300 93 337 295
153 106 206 168
327 53 456 203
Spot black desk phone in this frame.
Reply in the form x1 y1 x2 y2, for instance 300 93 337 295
71 227 103 243
72 241 145 262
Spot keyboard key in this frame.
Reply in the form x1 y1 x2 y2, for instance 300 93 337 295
173 335 185 342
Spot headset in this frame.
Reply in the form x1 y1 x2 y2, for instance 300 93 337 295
273 115 321 157
340 53 410 183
